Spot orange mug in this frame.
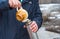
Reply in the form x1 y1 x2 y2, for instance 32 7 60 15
16 7 28 22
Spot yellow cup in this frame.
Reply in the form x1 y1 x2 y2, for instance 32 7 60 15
16 7 28 22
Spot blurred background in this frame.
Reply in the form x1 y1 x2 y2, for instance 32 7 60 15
36 0 60 39
39 0 60 4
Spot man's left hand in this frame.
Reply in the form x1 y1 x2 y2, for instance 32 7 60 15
24 21 38 32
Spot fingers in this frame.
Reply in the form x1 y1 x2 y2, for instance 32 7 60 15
23 21 38 32
9 0 12 7
9 0 21 8
30 21 38 32
12 0 18 8
18 1 21 8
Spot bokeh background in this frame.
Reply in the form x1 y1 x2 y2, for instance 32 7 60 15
39 0 60 4
35 0 60 39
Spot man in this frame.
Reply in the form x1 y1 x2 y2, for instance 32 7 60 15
0 0 42 39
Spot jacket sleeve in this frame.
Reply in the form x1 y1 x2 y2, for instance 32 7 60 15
32 0 43 29
0 0 11 12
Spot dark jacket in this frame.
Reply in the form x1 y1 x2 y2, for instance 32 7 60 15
0 0 43 39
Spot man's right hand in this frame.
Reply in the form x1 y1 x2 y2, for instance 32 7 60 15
9 0 21 8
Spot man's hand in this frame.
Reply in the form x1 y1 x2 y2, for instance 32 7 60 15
24 21 38 32
9 0 21 8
